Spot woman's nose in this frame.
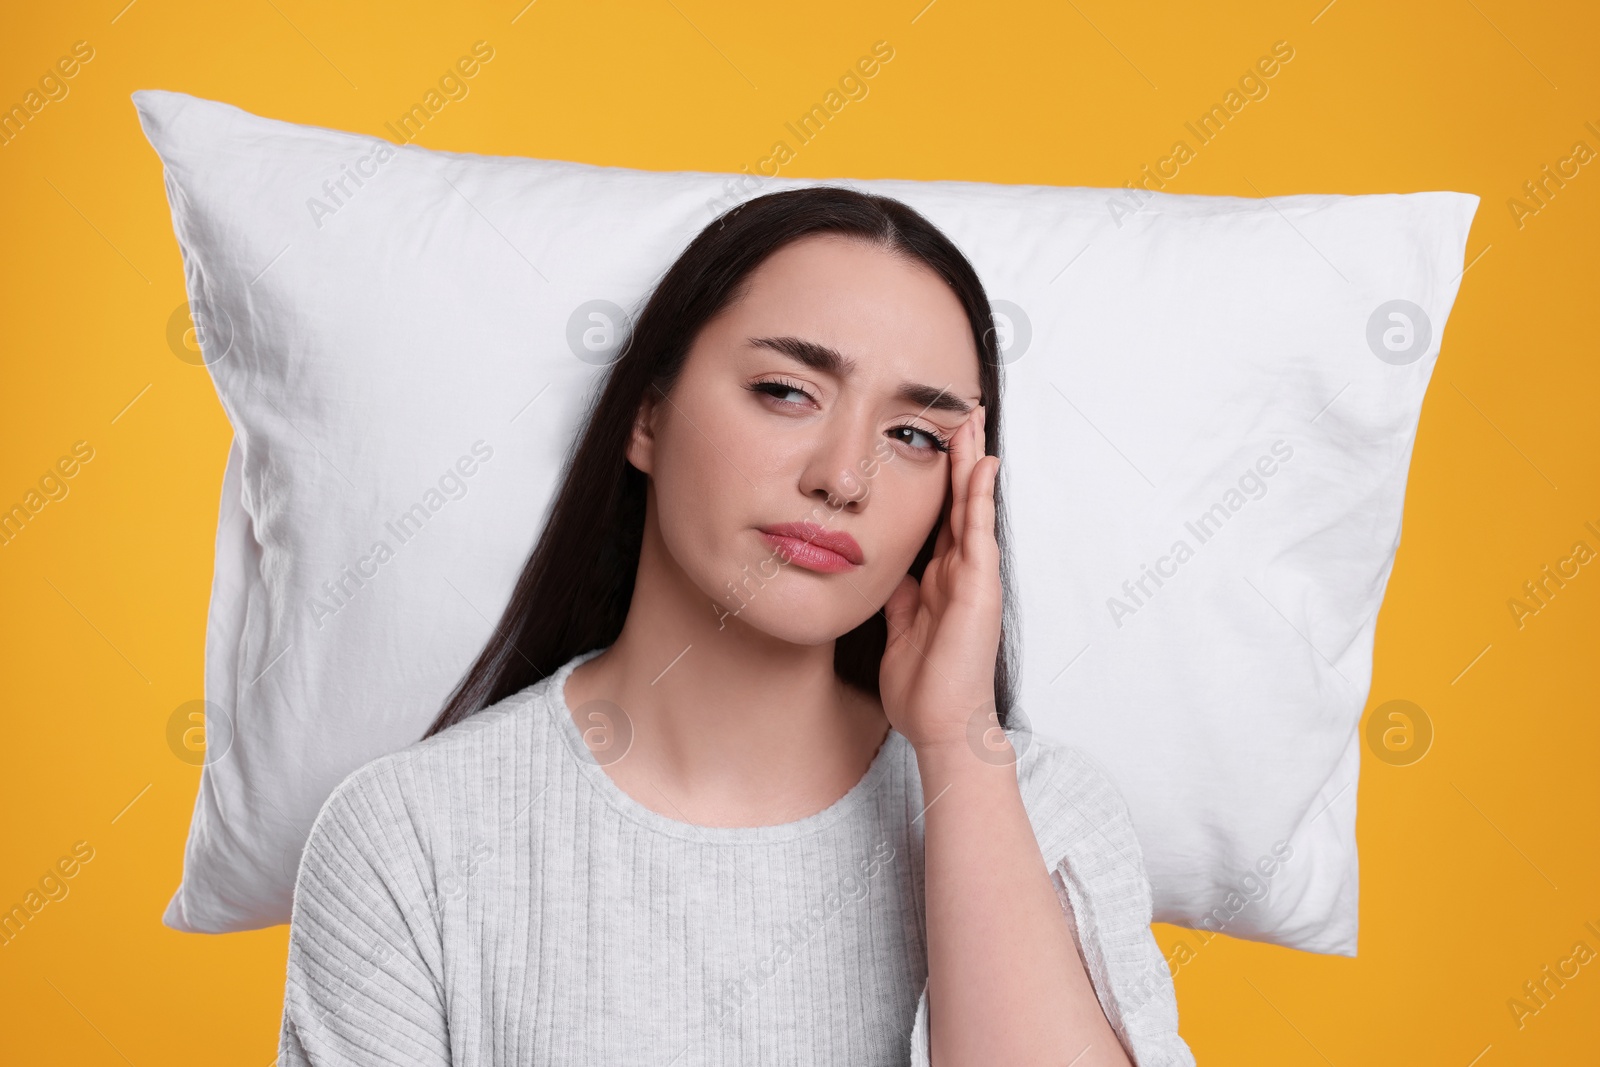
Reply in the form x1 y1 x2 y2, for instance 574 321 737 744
800 430 873 512
819 471 866 510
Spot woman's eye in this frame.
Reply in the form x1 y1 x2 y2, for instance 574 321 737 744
752 381 811 406
889 425 951 454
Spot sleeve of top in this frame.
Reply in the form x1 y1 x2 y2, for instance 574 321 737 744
278 759 452 1067
907 738 1195 1067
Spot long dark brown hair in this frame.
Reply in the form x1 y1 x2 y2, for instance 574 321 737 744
422 184 1018 740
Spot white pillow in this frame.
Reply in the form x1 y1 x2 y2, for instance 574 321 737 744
134 88 1478 954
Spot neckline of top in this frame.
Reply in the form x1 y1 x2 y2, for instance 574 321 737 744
541 646 907 845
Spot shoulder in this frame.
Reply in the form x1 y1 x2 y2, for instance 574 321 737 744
304 681 555 863
1013 734 1197 1065
1013 733 1149 883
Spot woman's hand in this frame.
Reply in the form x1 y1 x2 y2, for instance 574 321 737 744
878 403 1003 753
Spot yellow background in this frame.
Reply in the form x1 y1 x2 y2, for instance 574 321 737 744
2 0 1596 1062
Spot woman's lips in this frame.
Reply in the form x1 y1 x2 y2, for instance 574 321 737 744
757 521 863 573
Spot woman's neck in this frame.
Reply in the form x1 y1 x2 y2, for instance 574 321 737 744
562 604 890 829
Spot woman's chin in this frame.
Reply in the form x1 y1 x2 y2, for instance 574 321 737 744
708 596 861 648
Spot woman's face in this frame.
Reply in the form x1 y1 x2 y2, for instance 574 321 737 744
628 232 984 646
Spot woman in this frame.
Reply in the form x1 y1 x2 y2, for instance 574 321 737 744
278 186 1194 1066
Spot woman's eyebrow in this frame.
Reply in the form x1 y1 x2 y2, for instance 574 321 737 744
745 335 975 415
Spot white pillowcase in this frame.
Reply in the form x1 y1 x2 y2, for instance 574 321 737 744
133 88 1478 954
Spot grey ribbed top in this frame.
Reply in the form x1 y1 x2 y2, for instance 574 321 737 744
279 647 1194 1065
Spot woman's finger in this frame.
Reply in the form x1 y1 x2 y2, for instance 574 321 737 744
963 453 998 568
962 406 990 555
931 489 954 561
948 405 982 551
957 406 988 556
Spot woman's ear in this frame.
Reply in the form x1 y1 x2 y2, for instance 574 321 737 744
625 392 658 475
